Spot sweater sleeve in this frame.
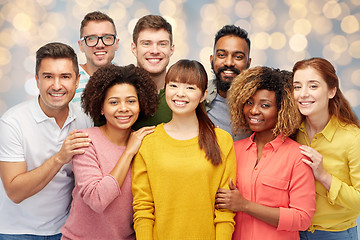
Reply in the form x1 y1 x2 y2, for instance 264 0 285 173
132 150 155 240
277 158 316 231
327 133 360 210
215 139 236 240
72 142 121 213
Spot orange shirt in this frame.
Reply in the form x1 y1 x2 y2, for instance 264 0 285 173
233 134 316 240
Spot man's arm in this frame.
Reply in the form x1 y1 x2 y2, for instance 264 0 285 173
0 130 91 204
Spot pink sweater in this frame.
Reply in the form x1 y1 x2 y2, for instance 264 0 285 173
61 127 135 240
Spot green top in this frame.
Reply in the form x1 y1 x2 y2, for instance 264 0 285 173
132 88 172 130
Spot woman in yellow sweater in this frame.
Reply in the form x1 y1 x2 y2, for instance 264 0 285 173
131 59 236 240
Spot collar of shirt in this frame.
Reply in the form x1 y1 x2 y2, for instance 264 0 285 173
244 133 286 152
299 116 338 143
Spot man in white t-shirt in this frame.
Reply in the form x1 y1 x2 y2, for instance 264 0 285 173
72 11 119 107
0 42 93 240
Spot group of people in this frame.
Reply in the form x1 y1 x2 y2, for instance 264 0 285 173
0 10 359 240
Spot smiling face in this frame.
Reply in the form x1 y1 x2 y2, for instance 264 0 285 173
36 58 79 117
243 89 278 138
78 20 119 74
165 81 206 117
293 67 336 120
102 83 140 132
210 35 251 95
131 28 174 77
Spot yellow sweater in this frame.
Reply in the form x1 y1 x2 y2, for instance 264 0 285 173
132 124 236 240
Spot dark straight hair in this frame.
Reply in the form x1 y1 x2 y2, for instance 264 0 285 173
165 59 222 165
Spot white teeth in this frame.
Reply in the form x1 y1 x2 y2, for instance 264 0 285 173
148 59 160 63
174 100 186 106
250 118 261 122
50 93 64 97
223 70 234 74
95 52 105 56
300 102 312 105
115 116 131 120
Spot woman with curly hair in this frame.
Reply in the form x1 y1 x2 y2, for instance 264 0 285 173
215 66 316 240
292 58 360 240
61 64 158 240
131 59 236 239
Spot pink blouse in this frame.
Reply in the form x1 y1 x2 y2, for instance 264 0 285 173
233 134 316 240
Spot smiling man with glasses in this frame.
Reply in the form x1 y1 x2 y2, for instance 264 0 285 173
72 11 119 107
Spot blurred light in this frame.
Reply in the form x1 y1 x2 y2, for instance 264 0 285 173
127 18 139 35
344 89 360 107
120 0 133 7
312 16 332 35
349 40 360 58
250 49 267 66
36 0 54 6
13 13 33 31
38 22 58 41
341 15 359 34
235 1 252 18
251 7 276 31
23 56 35 73
199 47 212 65
46 13 66 30
289 34 307 52
329 35 348 53
335 52 352 66
235 19 251 32
322 44 341 61
350 0 360 6
286 50 307 66
0 29 15 48
270 32 287 50
0 76 11 93
134 8 150 18
200 4 219 21
308 1 323 15
252 32 270 50
322 1 341 19
293 19 311 35
216 0 235 8
108 3 127 21
337 2 350 20
352 69 360 87
0 47 11 66
74 0 93 7
289 3 307 19
24 77 39 96
159 0 177 16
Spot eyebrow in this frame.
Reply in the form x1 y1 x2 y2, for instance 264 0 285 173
216 49 246 55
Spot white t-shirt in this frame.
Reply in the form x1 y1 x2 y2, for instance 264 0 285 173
0 98 93 235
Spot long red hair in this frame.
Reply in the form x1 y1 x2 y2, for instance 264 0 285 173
292 57 359 127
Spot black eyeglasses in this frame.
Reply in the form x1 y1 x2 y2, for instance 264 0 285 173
80 34 117 47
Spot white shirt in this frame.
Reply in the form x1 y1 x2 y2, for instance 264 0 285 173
0 97 93 235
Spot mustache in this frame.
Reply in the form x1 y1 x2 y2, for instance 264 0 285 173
217 66 241 75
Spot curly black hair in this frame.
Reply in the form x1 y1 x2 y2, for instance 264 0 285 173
228 66 301 137
81 64 159 126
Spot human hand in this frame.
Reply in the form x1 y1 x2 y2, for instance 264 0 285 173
299 145 332 189
125 126 155 156
215 178 247 212
55 129 91 165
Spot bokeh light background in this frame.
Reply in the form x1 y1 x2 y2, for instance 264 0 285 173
1 0 360 234
0 0 360 119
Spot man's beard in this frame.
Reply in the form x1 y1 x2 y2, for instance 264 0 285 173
213 66 241 92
